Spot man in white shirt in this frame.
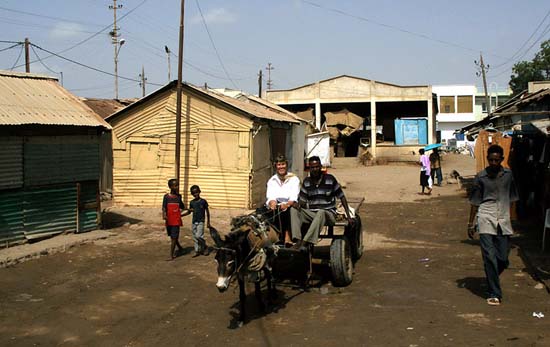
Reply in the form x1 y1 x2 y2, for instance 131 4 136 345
266 154 301 246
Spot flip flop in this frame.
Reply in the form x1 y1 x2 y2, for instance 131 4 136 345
487 297 501 306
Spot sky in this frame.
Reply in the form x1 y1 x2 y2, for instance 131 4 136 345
0 0 548 99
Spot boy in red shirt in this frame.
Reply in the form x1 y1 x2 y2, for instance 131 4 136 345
162 179 185 261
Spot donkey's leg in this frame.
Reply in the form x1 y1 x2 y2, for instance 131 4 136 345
266 269 277 303
255 280 265 312
238 278 246 326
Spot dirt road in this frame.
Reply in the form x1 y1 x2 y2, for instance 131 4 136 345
1 154 549 346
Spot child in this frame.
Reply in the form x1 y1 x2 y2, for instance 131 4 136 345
162 179 185 261
184 185 211 257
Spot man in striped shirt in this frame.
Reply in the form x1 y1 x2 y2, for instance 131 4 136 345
290 156 353 250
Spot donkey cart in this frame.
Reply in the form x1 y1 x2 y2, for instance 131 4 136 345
272 197 364 287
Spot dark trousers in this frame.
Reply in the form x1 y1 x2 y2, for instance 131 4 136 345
431 167 442 185
479 230 510 299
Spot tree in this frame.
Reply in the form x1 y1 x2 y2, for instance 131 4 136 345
509 39 550 96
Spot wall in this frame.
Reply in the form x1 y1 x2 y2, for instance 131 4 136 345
111 89 256 208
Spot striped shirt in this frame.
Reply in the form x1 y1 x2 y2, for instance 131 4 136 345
299 173 345 211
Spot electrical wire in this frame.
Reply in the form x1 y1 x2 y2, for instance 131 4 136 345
30 44 60 75
0 5 103 27
30 43 164 86
11 0 149 70
9 44 23 70
490 9 550 69
0 42 21 53
194 0 239 89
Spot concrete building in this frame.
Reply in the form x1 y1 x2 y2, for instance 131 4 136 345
474 86 513 121
265 75 436 160
432 85 476 147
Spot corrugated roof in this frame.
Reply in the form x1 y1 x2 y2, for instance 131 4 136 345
0 70 110 129
81 98 137 119
189 85 299 124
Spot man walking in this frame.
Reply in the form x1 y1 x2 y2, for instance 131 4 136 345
290 156 353 250
467 144 519 306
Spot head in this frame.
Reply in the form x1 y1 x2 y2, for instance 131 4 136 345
168 179 178 193
419 149 425 155
486 144 504 170
274 154 288 177
211 226 247 293
308 156 322 179
190 185 201 199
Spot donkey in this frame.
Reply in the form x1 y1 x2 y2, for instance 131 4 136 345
211 215 278 327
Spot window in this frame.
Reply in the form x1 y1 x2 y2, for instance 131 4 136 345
440 96 455 113
457 95 473 113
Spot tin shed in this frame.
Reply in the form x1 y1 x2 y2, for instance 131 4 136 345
106 82 301 209
0 71 111 246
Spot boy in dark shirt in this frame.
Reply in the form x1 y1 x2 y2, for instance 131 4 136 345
162 179 185 261
184 185 211 257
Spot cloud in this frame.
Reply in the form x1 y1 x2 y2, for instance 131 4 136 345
49 22 88 39
191 7 237 25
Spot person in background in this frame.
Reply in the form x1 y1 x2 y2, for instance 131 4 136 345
183 185 211 257
429 148 443 186
467 144 519 306
265 154 300 246
419 148 432 195
162 179 185 261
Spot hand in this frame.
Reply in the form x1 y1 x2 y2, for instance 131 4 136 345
467 224 476 239
268 200 277 210
280 202 288 211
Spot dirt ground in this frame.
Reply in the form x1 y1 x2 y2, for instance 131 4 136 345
1 154 550 346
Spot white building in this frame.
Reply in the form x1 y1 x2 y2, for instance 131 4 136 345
432 85 476 147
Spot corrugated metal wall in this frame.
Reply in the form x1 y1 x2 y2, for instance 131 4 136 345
0 136 23 189
0 189 25 245
78 181 99 233
25 140 99 186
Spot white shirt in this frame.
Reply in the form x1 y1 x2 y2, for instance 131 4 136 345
266 173 300 206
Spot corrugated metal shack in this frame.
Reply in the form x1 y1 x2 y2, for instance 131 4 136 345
106 82 301 209
0 71 111 246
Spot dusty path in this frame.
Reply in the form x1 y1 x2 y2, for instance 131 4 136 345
1 154 549 346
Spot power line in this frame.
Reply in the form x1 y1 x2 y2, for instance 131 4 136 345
11 0 149 70
490 9 550 70
9 45 24 70
29 43 163 86
194 0 239 89
0 42 21 53
0 5 103 27
301 0 509 59
30 44 60 74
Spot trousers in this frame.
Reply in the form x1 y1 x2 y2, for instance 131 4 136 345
479 230 510 299
290 207 335 244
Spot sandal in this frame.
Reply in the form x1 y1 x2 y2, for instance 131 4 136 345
487 297 501 306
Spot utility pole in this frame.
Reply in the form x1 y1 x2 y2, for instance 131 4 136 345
258 69 263 98
475 53 490 117
139 66 147 97
165 45 171 82
266 63 274 90
24 38 30 73
110 0 123 99
175 0 186 193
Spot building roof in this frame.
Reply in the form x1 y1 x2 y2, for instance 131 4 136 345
0 70 110 129
107 81 300 124
81 97 137 119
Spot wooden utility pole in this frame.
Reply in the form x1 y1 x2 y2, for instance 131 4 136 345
258 69 263 98
139 65 147 97
175 0 185 191
110 0 123 99
475 53 490 117
24 38 30 73
266 63 274 90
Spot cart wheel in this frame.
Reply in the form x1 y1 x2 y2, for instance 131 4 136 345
345 214 363 261
330 237 353 287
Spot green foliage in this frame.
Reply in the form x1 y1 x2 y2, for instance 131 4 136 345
509 39 550 96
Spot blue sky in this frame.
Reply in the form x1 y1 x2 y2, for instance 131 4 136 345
0 0 548 99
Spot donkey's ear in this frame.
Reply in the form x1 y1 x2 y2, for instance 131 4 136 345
209 226 224 247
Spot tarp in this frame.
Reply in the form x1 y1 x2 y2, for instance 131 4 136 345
325 109 364 138
306 131 331 166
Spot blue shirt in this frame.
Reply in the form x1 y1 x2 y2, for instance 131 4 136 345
189 198 208 223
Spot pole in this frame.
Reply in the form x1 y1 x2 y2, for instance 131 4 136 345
479 53 490 117
258 69 263 98
175 0 185 191
24 38 30 73
139 65 146 97
266 63 274 90
110 0 122 99
167 50 171 82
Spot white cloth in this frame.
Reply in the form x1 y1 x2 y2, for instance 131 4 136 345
266 173 300 206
